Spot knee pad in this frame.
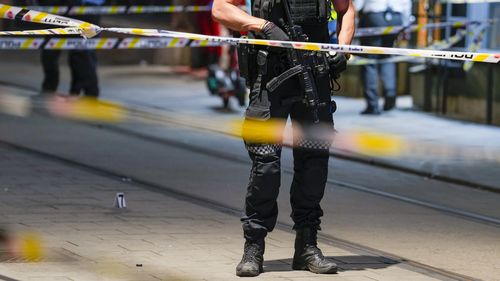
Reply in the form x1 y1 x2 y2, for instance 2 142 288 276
246 143 282 156
296 139 331 151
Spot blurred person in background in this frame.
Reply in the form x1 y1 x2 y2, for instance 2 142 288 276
39 0 103 99
190 0 222 76
354 0 411 115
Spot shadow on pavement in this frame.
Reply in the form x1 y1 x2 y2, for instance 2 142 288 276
0 274 20 281
264 255 399 273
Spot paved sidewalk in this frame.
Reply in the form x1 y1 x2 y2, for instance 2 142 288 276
0 144 444 281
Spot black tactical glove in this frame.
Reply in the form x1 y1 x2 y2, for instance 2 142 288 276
260 21 289 41
328 52 347 79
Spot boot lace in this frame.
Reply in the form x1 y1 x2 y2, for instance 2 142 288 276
242 243 261 263
306 244 325 259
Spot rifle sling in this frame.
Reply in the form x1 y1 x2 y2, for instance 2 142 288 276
266 65 303 92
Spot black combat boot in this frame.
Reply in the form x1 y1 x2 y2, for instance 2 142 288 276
292 228 337 274
236 240 264 277
383 96 396 111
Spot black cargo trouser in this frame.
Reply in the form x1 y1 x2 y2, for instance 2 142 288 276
241 53 334 242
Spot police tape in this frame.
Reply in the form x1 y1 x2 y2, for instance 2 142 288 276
0 26 497 63
0 27 83 36
0 28 467 51
355 19 491 37
0 4 99 38
0 38 44 49
0 28 467 52
22 5 227 15
8 4 494 39
0 37 221 50
1 4 499 63
103 28 500 63
0 19 484 39
349 29 468 65
15 5 494 39
463 25 488 71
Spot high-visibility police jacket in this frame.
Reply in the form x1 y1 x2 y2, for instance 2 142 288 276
331 3 337 20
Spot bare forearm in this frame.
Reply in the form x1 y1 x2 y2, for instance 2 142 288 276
334 0 355 45
212 0 266 32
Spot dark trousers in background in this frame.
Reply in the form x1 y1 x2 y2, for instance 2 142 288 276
38 3 101 97
41 50 99 97
359 12 402 110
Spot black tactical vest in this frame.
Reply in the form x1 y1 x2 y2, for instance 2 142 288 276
252 0 330 43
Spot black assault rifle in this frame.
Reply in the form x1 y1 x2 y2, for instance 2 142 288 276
266 0 322 123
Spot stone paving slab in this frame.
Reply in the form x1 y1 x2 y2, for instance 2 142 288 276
0 146 441 281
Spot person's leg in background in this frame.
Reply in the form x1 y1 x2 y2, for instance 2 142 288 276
40 50 62 94
380 13 402 111
359 12 387 114
68 13 100 98
82 50 99 98
68 50 99 98
360 55 380 114
68 50 83 96
380 61 396 111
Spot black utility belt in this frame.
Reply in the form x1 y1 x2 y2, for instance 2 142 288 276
237 44 332 90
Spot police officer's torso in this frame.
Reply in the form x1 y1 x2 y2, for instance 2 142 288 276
251 0 330 43
248 0 331 99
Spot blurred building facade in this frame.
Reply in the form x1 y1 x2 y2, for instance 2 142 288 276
408 2 500 125
341 1 499 125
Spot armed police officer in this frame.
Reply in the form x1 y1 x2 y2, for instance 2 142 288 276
212 0 355 277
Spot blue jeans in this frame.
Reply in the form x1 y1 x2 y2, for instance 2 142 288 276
359 12 402 110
